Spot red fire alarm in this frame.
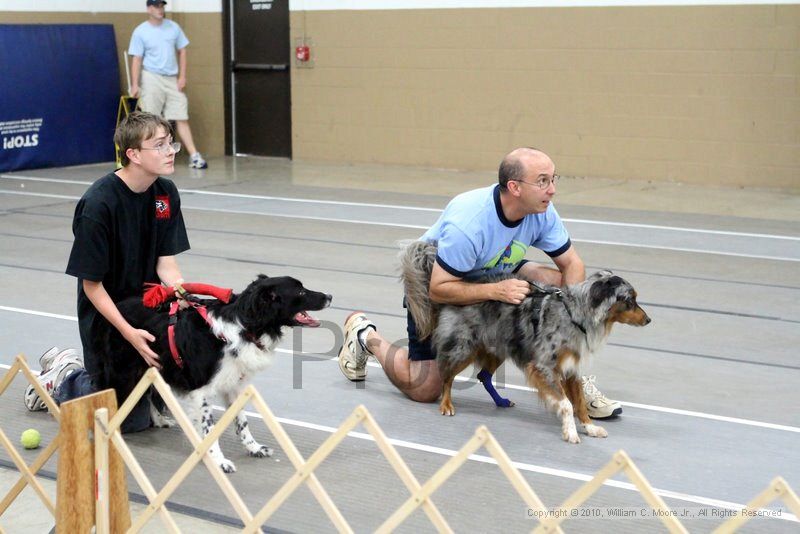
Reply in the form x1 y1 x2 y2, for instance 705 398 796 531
295 45 310 62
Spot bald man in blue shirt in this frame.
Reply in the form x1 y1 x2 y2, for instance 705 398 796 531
338 148 623 420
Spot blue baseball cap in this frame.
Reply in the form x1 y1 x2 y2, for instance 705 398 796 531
146 0 167 6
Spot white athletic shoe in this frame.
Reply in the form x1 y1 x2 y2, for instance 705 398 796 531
189 152 208 169
38 347 81 373
582 375 622 419
338 312 375 381
38 346 60 373
24 352 83 412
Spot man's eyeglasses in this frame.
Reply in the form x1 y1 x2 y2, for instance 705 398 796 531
139 142 181 156
513 174 560 190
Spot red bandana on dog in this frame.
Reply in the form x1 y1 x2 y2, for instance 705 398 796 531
155 195 171 219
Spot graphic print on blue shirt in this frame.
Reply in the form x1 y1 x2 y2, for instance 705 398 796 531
484 240 528 271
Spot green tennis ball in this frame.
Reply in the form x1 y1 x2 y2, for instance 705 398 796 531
20 429 41 450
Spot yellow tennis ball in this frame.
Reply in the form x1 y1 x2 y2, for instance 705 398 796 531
20 429 41 449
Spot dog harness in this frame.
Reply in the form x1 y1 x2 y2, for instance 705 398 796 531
529 282 588 336
478 282 587 403
142 282 233 369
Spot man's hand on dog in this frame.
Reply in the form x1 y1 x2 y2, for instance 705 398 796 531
493 278 531 305
124 328 161 369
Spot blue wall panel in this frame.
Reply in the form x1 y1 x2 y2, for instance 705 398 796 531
0 24 119 172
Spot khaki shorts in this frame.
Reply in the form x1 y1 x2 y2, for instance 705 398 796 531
139 69 189 121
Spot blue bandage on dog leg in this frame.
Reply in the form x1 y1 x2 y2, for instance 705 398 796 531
477 368 513 407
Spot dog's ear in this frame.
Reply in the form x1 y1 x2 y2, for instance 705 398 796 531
256 274 269 281
589 276 625 308
259 285 279 302
590 269 613 279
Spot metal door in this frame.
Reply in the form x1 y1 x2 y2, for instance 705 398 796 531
225 0 291 157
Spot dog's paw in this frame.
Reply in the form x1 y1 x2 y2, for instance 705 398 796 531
218 459 237 474
562 425 581 444
495 397 515 408
583 424 608 438
249 445 274 458
439 400 455 416
152 414 176 428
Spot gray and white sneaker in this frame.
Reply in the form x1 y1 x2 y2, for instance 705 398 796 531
338 312 375 381
38 346 60 373
38 347 81 374
24 351 83 412
582 375 622 419
189 152 208 169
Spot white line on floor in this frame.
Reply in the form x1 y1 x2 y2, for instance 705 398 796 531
2 175 798 241
1 175 441 211
1 188 797 261
184 205 430 229
567 239 799 262
3 302 798 435
0 306 77 322
0 189 79 201
438 365 800 433
214 405 796 523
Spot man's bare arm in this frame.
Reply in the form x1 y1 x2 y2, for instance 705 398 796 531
428 262 531 305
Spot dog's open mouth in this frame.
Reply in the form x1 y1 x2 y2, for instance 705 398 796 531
293 311 321 327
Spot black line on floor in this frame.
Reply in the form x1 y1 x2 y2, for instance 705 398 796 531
610 343 800 371
636 301 800 324
0 263 64 274
1 255 798 325
2 217 799 291
0 232 71 243
0 209 70 219
185 252 398 279
586 264 800 291
0 200 77 215
189 226 400 250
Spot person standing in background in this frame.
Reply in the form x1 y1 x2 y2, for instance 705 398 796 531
129 0 208 169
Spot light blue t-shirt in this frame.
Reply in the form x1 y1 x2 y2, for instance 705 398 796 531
128 19 189 76
420 185 571 280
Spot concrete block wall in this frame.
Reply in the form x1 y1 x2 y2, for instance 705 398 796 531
3 2 797 188
290 4 800 188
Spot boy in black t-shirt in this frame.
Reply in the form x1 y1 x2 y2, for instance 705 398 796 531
24 111 190 433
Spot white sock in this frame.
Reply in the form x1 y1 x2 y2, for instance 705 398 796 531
356 325 376 353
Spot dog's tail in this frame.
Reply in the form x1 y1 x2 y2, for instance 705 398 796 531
399 240 438 340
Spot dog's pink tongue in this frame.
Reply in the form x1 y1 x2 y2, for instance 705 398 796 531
294 311 320 327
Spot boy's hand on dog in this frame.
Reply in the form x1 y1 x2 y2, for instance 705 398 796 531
124 328 162 370
492 279 531 305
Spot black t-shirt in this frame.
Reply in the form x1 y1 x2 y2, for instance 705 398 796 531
66 172 190 370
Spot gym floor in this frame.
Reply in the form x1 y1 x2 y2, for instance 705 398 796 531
1 156 798 532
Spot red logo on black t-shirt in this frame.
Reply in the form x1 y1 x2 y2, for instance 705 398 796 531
155 196 171 219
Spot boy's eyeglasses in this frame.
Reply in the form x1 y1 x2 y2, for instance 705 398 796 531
139 142 181 156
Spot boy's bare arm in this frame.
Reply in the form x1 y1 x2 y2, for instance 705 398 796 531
156 255 184 287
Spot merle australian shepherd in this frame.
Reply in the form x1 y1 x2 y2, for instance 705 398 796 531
93 274 331 472
401 241 650 444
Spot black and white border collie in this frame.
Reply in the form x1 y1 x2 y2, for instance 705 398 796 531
93 274 332 472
